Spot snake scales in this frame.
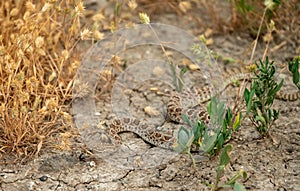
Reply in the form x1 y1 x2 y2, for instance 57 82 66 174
108 66 300 149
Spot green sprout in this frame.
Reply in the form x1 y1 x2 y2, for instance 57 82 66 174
203 145 247 191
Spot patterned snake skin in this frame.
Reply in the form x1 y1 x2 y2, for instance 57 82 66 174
108 67 299 149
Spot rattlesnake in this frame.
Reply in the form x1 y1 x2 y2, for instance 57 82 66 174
109 89 211 149
108 68 300 150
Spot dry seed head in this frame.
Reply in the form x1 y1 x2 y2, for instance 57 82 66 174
10 8 19 17
128 0 138 11
61 111 72 124
73 80 92 98
59 81 65 88
35 36 44 48
24 43 33 53
179 1 191 13
100 70 113 79
93 30 104 40
263 33 273 43
92 13 105 21
45 98 58 111
246 64 257 72
75 2 85 17
41 3 52 12
264 0 276 10
139 12 150 24
25 2 36 12
110 21 116 32
198 34 207 44
51 22 58 32
269 20 275 32
23 11 31 20
48 72 57 83
14 19 25 29
68 60 80 75
20 106 27 114
111 55 122 71
36 13 44 22
61 50 69 60
80 28 91 40
37 49 46 56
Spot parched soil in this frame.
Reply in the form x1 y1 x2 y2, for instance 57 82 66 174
1 1 299 191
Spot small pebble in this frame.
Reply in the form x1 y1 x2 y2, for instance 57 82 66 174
79 153 85 161
39 175 48 182
89 161 96 167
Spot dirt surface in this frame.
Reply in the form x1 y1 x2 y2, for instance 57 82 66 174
1 1 299 191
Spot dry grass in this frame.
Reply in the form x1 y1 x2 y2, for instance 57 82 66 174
0 0 87 160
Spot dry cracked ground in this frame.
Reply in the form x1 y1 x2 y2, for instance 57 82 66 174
1 1 299 191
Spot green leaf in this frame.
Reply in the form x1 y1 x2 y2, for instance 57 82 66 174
289 58 299 88
225 108 232 124
216 164 225 176
244 86 255 114
220 169 247 189
180 67 188 77
193 121 206 144
274 79 284 93
233 182 246 191
201 130 218 153
244 88 250 104
255 113 266 128
226 168 247 185
208 97 226 125
217 135 225 150
219 144 232 166
182 114 191 126
174 126 194 152
233 112 241 131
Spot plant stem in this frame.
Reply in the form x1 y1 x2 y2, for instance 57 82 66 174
249 7 267 64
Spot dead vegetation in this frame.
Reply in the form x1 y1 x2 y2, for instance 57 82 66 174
0 0 86 160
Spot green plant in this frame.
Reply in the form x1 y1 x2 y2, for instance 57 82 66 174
288 58 300 89
174 96 241 171
174 96 246 188
232 0 253 19
244 57 283 135
199 97 232 155
202 145 247 191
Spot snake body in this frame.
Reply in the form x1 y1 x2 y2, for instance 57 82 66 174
108 67 299 149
